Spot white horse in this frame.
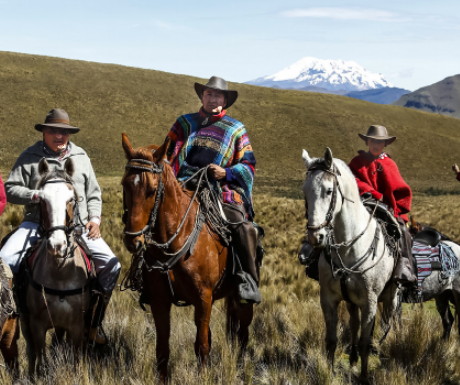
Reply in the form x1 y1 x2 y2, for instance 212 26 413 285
302 147 399 383
406 223 460 339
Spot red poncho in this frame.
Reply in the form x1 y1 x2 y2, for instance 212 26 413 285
349 151 412 222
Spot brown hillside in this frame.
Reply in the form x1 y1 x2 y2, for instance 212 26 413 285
394 74 460 119
1 51 460 196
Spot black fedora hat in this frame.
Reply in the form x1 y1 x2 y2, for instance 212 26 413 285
35 108 80 133
194 76 238 109
358 125 396 145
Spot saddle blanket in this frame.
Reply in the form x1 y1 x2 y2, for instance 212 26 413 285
413 240 460 291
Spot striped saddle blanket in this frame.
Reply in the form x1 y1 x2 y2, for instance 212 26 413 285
413 241 460 290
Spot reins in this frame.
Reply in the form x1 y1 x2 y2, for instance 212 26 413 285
306 163 385 276
31 177 89 298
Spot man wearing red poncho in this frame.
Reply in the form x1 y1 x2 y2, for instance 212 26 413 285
349 125 416 287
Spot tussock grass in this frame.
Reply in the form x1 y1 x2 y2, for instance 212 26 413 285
1 180 460 384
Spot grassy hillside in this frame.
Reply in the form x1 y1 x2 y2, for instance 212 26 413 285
1 51 460 196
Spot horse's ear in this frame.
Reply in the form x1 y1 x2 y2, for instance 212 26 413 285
153 137 171 162
38 158 49 176
324 147 333 170
302 149 312 168
122 133 134 160
64 158 75 177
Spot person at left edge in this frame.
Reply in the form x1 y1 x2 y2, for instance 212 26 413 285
0 108 121 345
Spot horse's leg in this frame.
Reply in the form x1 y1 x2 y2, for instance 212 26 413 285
435 292 453 339
194 290 213 367
226 297 238 343
236 302 253 351
0 317 19 377
358 300 378 384
452 289 460 337
20 315 38 378
150 295 172 384
379 284 400 343
320 294 339 368
30 324 48 378
346 302 360 366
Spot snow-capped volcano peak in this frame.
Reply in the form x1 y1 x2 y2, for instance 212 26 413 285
247 57 392 93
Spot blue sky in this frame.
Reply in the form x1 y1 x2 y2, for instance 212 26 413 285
0 0 459 91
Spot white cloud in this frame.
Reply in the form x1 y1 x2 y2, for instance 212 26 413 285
281 7 408 22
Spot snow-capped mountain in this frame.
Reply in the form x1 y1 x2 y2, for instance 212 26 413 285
246 57 392 94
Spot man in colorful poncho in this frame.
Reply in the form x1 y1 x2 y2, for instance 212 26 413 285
349 125 416 287
165 76 261 303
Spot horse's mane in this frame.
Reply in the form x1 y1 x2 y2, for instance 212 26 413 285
130 145 157 161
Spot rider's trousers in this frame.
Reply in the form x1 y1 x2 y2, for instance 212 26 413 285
0 221 121 292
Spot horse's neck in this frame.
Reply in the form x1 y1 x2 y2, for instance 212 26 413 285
32 242 88 287
154 167 197 240
334 199 377 254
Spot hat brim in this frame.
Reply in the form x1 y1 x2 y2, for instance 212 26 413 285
35 123 80 133
194 83 238 109
358 133 396 145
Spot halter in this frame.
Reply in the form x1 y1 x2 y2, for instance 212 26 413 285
304 160 385 277
123 159 165 239
39 178 80 259
123 158 203 259
306 163 343 232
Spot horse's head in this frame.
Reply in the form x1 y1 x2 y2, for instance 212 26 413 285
121 133 168 253
301 147 346 248
37 158 76 258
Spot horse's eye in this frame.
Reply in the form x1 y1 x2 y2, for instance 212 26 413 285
326 188 333 195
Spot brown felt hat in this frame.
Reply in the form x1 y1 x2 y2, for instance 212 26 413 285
194 76 238 109
358 125 396 145
34 108 80 133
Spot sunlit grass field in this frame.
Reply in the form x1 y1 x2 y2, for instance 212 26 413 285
1 176 459 384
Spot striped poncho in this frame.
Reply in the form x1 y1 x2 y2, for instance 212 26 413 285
166 108 256 218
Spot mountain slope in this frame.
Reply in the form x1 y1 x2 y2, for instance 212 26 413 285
246 57 391 93
0 51 460 194
346 87 410 104
394 75 460 119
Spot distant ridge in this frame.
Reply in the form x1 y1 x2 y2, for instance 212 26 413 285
394 75 460 119
346 87 410 105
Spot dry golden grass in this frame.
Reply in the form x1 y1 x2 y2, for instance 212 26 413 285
1 178 460 384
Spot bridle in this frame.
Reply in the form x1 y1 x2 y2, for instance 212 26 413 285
39 178 81 256
306 163 346 232
123 158 204 257
305 161 385 276
123 158 165 240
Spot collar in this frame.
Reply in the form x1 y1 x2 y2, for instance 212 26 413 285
43 142 71 160
198 107 227 126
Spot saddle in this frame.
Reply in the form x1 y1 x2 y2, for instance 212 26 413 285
413 228 442 247
362 196 402 240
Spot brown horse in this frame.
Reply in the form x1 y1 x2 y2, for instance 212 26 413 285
0 260 19 377
121 133 255 383
21 158 92 376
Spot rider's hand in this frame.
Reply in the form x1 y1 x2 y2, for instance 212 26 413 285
208 164 226 180
86 221 101 239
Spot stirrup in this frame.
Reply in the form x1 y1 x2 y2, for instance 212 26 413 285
88 326 108 346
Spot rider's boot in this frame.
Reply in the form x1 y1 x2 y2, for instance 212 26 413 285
393 221 417 288
298 240 321 281
87 290 112 345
